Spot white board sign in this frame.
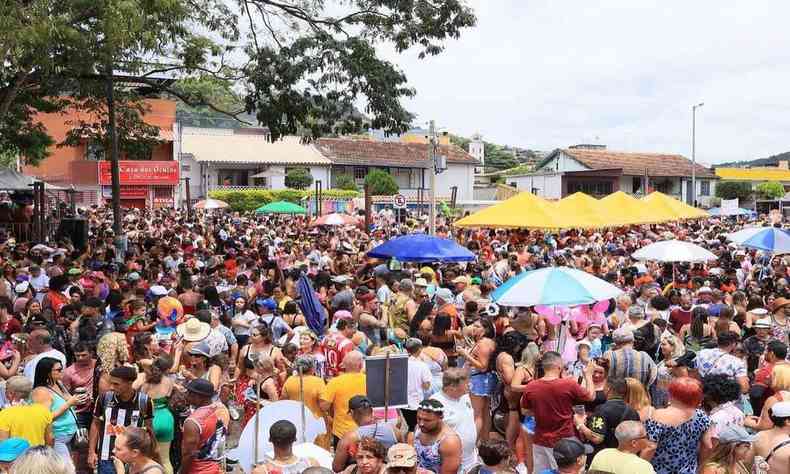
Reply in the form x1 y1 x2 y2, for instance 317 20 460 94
721 198 739 216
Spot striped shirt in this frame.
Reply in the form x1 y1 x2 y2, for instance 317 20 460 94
92 391 153 461
604 347 658 388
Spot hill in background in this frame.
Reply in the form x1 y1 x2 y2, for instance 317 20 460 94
718 151 790 168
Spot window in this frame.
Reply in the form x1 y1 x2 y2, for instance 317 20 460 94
632 176 643 194
567 180 613 196
700 180 710 196
86 142 104 161
354 167 367 180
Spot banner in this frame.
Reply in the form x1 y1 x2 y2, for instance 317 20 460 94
99 161 179 185
720 198 739 216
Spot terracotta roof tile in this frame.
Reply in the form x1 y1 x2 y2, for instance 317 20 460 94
562 148 717 178
316 138 477 168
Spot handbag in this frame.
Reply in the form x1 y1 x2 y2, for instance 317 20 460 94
71 426 89 450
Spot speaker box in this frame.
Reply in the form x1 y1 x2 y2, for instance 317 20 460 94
57 218 89 250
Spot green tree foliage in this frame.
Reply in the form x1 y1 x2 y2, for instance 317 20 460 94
334 174 358 191
484 143 518 172
284 168 314 189
756 181 786 200
715 181 753 201
364 169 399 195
2 0 476 165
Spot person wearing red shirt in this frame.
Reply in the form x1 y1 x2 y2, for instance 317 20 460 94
669 293 694 335
323 319 357 378
521 351 596 474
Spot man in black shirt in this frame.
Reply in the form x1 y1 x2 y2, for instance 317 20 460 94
88 366 154 474
575 378 640 459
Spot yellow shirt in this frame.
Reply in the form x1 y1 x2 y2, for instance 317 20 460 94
0 403 53 446
588 448 656 474
320 372 366 438
282 375 326 419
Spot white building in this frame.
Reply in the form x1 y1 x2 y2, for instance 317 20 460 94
504 145 718 206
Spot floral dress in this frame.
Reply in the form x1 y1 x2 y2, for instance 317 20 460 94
646 409 712 474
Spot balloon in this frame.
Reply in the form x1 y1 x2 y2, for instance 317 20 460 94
592 300 610 314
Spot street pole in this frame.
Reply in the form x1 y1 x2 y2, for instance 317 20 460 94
106 67 122 235
429 120 436 236
184 177 191 220
691 102 704 206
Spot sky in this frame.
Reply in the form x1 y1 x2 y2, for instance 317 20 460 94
376 0 790 165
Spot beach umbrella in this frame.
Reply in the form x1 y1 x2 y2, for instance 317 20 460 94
256 201 307 214
492 266 623 307
727 227 790 254
367 233 475 263
632 240 718 263
708 207 756 217
297 274 327 336
310 213 358 226
193 198 228 210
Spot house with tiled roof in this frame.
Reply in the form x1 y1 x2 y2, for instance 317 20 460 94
503 144 718 206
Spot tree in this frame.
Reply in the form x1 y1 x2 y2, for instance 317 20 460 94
334 174 358 191
2 0 477 165
364 169 398 195
715 181 753 201
285 168 314 189
484 143 518 172
756 181 786 200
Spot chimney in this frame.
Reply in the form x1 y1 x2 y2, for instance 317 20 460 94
778 160 789 170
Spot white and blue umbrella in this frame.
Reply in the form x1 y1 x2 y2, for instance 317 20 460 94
709 207 756 217
491 266 623 307
727 227 790 254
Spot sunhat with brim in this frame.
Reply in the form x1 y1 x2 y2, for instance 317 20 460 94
176 317 211 342
774 297 790 313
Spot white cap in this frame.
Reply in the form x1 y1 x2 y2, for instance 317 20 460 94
14 282 29 294
754 318 772 329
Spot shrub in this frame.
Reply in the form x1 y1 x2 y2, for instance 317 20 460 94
756 181 785 200
364 169 398 196
334 174 358 191
715 181 752 201
284 168 314 189
208 188 360 212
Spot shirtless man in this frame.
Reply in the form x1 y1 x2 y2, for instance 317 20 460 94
754 401 790 473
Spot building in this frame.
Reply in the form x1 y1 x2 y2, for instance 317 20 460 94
178 127 332 200
504 145 718 205
469 134 485 174
715 161 790 191
24 98 178 208
315 138 477 202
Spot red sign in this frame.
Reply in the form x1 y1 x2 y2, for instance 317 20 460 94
99 161 179 185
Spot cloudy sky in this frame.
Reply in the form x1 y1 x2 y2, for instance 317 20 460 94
378 0 790 164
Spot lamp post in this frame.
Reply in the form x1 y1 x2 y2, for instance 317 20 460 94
691 102 704 206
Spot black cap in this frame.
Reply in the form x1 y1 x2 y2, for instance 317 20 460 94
553 438 593 467
186 378 215 398
348 395 372 411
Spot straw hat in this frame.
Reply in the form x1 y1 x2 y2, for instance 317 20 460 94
176 317 211 342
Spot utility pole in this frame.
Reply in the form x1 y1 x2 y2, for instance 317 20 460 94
106 66 122 235
183 177 191 220
429 120 437 235
691 102 704 206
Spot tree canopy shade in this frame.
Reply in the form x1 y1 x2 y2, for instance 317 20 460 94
364 169 399 195
1 0 477 165
284 168 314 190
334 174 359 191
756 181 786 200
715 181 753 201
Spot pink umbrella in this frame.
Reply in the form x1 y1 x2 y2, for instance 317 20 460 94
311 213 358 227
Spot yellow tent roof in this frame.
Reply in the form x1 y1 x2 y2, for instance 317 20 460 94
552 192 623 229
642 191 709 220
453 192 573 229
598 191 674 225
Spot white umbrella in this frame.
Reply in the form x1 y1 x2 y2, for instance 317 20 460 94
310 213 358 226
632 240 718 263
194 198 229 210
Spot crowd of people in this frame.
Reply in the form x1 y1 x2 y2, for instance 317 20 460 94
0 205 785 474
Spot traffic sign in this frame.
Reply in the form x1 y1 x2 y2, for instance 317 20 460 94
393 194 406 209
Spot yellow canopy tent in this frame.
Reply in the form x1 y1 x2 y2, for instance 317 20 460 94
453 192 573 229
642 191 709 220
598 191 675 225
552 192 622 229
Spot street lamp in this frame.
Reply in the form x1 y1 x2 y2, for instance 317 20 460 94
691 102 704 206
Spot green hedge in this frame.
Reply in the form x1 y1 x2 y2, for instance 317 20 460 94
208 188 360 211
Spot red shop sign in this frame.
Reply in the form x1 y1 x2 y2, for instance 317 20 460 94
99 161 179 185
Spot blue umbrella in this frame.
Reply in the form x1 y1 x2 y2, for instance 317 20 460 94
366 233 475 263
727 227 790 254
491 266 623 307
296 274 327 336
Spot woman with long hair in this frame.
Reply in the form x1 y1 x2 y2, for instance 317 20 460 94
457 318 497 442
31 357 85 470
681 306 715 353
625 377 654 421
230 297 257 348
95 331 130 396
701 434 753 474
296 330 326 379
113 426 166 474
136 355 175 474
239 354 279 425
182 342 221 390
653 333 691 408
494 331 527 448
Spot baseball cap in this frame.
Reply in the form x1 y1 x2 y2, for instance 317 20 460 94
387 443 418 468
717 425 756 444
13 281 29 294
435 287 453 303
698 286 713 294
186 378 215 398
0 438 29 462
772 401 790 417
256 298 277 311
553 438 593 467
149 285 168 297
348 395 372 411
